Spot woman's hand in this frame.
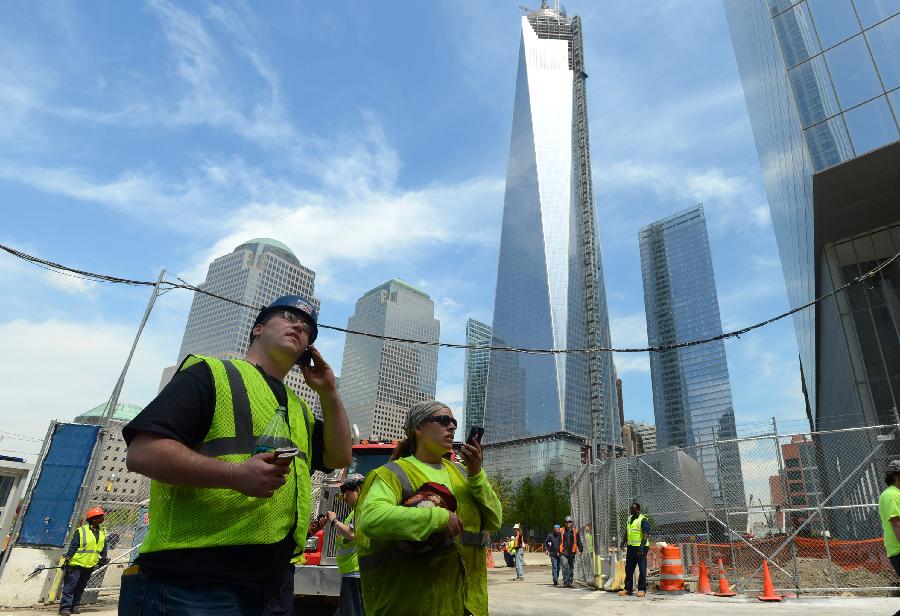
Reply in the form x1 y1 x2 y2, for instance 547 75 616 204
440 511 464 541
459 439 483 477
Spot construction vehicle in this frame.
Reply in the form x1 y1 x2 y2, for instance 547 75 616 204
294 437 396 607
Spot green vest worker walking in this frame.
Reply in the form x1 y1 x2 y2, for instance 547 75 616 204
618 502 650 598
356 401 502 616
328 473 366 616
119 295 351 616
60 507 108 615
879 459 900 576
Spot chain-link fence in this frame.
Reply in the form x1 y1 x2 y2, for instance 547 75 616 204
570 422 900 595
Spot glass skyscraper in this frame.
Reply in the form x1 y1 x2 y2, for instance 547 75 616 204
484 3 620 462
639 205 745 510
725 0 900 537
463 318 492 438
339 280 439 441
175 238 323 416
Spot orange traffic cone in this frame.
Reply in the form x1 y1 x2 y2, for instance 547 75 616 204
486 548 495 569
697 560 712 594
713 558 736 597
757 560 782 602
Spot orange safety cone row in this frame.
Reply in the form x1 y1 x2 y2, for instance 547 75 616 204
757 560 782 602
486 548 494 569
697 560 712 594
713 558 736 597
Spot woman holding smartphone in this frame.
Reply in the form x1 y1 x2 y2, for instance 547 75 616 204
355 401 502 616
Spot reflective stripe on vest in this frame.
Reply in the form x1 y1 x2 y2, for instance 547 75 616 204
140 355 314 554
335 510 359 574
627 514 646 546
69 525 105 568
559 529 578 554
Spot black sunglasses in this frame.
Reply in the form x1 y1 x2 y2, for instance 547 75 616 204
422 415 458 428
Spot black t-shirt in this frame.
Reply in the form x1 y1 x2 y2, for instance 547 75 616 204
123 361 330 595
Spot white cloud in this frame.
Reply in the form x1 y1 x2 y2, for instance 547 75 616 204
40 270 99 298
0 318 177 447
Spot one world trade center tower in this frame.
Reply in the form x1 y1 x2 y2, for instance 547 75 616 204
484 2 620 472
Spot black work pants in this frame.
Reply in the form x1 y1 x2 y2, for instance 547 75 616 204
265 564 295 615
60 566 93 611
624 546 647 593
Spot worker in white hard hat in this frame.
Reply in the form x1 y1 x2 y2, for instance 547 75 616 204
512 523 525 580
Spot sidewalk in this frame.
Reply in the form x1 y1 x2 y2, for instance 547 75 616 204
487 566 900 616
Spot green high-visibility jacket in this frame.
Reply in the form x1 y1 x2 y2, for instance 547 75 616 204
335 509 359 575
140 356 315 554
355 456 502 616
69 525 106 568
627 514 648 547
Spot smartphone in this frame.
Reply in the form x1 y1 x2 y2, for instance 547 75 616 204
274 447 299 466
299 349 313 368
466 426 484 445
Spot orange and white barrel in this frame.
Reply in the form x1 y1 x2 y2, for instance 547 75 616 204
659 544 685 591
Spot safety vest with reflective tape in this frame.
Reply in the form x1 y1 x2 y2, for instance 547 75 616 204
140 356 314 554
335 509 359 575
355 457 492 616
560 528 579 554
69 525 106 568
627 514 647 547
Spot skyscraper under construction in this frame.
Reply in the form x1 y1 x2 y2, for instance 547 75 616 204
483 2 620 485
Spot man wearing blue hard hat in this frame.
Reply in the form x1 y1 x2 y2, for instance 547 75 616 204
121 294 351 615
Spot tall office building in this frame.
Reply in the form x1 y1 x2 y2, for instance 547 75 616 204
639 205 745 509
174 238 323 416
339 280 439 440
463 319 492 438
483 3 620 485
725 1 900 536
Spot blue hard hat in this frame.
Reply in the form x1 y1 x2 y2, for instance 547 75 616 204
253 295 318 343
554 524 561 529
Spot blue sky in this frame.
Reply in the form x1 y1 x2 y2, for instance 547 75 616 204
0 0 810 460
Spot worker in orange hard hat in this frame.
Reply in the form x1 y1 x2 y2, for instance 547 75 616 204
60 507 108 615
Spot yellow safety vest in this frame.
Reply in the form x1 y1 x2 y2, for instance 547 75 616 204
627 514 647 547
69 525 106 568
140 356 315 553
356 458 491 616
335 509 359 575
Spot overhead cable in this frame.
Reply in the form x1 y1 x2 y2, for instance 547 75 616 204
3 242 899 355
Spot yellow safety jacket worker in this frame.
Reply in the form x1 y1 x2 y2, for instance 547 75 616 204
335 509 359 575
627 514 647 547
507 538 516 555
69 525 106 568
140 356 315 554
355 458 496 616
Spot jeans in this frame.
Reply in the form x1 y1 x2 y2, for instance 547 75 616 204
336 576 365 616
60 566 92 612
549 553 559 583
118 572 267 616
561 553 576 584
624 546 647 593
514 550 524 578
265 565 294 615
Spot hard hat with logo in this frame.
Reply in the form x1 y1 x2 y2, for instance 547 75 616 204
86 507 105 520
251 295 319 343
340 473 365 492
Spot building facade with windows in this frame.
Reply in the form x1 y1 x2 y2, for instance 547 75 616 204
483 3 620 481
639 205 745 511
463 319 492 438
339 280 439 440
172 238 323 416
75 403 147 505
725 0 900 537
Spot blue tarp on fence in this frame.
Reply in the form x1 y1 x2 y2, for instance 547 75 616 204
17 423 99 547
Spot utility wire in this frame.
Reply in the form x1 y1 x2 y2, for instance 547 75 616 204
3 242 900 355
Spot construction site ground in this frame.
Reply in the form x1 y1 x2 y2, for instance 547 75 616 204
2 562 897 615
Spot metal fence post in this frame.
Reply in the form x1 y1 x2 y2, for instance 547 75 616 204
772 418 801 595
713 438 741 592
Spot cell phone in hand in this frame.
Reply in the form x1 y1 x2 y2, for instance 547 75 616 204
273 447 299 466
299 350 313 368
466 426 484 445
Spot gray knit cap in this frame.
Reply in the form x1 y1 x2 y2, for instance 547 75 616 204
403 400 450 437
